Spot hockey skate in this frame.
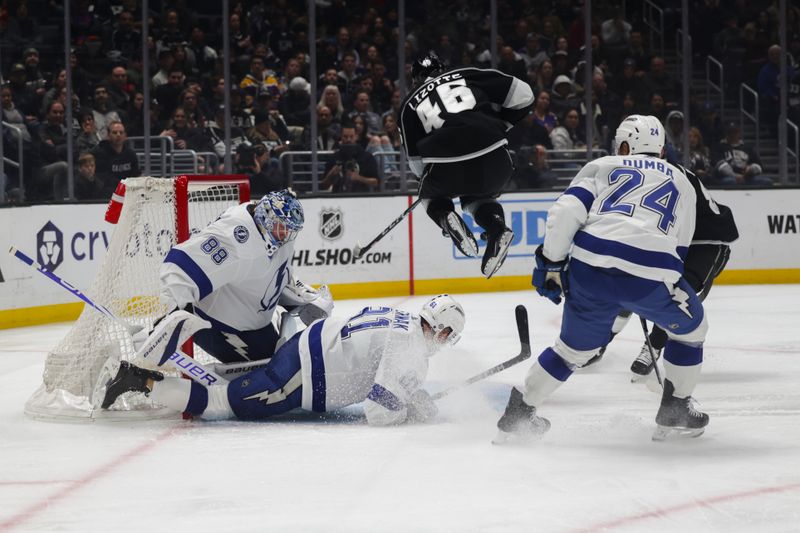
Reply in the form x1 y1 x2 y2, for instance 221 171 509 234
493 388 551 444
440 211 479 257
101 361 164 409
630 343 661 382
652 379 709 441
481 221 514 279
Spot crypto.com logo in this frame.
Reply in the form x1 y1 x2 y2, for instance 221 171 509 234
37 221 64 271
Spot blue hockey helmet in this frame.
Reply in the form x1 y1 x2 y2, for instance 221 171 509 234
253 189 305 249
412 52 446 86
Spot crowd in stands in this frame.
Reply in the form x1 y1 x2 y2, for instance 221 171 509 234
1 0 797 203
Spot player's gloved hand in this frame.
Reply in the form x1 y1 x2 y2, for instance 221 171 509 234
532 245 569 305
297 284 335 325
406 389 438 423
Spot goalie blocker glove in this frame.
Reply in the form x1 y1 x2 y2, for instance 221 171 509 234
532 245 569 304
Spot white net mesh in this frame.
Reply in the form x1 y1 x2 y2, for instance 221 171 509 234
25 176 246 421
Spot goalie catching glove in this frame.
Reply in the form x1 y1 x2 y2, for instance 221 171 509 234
281 272 334 325
532 245 569 305
133 309 211 366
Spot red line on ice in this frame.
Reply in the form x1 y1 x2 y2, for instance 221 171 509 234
575 482 800 532
0 426 184 531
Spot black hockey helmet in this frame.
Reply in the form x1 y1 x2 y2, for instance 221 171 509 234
411 52 445 86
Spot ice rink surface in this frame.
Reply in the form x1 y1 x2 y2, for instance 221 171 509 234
1 285 799 532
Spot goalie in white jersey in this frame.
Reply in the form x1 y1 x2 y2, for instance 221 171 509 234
496 115 711 442
102 295 465 425
133 188 334 367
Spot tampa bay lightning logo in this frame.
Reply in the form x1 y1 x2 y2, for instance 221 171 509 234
233 225 249 243
37 221 64 272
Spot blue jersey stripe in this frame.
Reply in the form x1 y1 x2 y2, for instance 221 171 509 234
185 381 209 416
308 321 327 412
194 307 238 334
538 347 573 382
564 186 595 213
664 341 703 366
574 231 684 273
165 249 213 299
367 384 404 411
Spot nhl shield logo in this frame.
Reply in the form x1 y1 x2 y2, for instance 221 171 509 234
320 208 343 241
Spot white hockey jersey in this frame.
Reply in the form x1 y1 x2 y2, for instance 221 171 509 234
159 203 299 332
544 154 697 283
296 306 433 426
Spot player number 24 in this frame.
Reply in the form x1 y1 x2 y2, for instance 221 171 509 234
598 168 680 234
415 79 477 133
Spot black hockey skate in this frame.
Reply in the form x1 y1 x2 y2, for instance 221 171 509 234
652 379 709 441
630 343 660 381
481 218 514 279
579 346 606 369
101 361 164 409
440 211 479 257
493 387 551 444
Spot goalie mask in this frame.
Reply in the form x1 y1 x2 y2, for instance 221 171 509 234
420 294 465 346
613 114 665 156
412 52 446 87
254 189 304 254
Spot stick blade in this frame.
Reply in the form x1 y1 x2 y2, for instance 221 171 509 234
514 305 531 358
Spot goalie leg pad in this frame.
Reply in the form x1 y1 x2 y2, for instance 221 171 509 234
135 310 211 366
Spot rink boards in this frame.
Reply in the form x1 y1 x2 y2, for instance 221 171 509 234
1 189 799 328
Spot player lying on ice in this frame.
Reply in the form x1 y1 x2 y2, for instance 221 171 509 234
495 115 712 442
131 188 334 367
101 294 466 426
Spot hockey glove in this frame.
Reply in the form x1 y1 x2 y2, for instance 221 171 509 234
532 245 569 305
298 285 334 325
406 389 438 423
135 309 211 366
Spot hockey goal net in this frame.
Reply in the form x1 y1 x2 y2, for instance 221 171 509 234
25 175 250 422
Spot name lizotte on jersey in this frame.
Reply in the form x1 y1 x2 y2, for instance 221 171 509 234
410 72 464 107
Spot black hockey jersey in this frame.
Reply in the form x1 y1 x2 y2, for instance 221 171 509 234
399 67 535 176
680 165 739 244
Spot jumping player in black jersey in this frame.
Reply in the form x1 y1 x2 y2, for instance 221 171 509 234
399 53 535 278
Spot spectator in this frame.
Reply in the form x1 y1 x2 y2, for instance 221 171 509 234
367 113 402 175
619 91 638 121
179 89 206 128
6 3 39 47
712 123 772 186
351 114 371 149
205 105 249 160
154 68 186 121
35 101 70 201
152 50 175 88
91 84 123 140
301 105 341 150
648 93 667 122
156 9 186 55
550 75 580 119
686 127 713 185
111 10 140 60
280 77 312 128
109 66 133 110
321 123 379 193
317 68 340 98
601 9 632 49
160 106 211 152
347 90 382 136
626 31 651 73
757 45 792 127
498 46 527 80
187 27 218 77
532 60 555 94
243 141 286 195
337 51 361 98
518 33 550 72
643 56 680 106
1 86 32 144
511 144 557 190
76 112 102 153
278 58 303 96
75 152 107 200
39 69 67 118
664 110 686 161
247 108 290 158
698 100 724 147
532 91 558 134
91 121 141 190
22 47 45 86
335 27 360 67
368 62 394 114
611 58 648 105
229 13 253 66
508 111 552 151
239 56 281 96
550 108 585 151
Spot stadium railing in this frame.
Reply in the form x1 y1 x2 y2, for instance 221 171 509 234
707 56 725 123
739 84 760 152
1 121 25 203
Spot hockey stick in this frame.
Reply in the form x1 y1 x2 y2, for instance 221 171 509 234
8 246 222 386
353 197 422 260
431 305 531 401
640 317 663 386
